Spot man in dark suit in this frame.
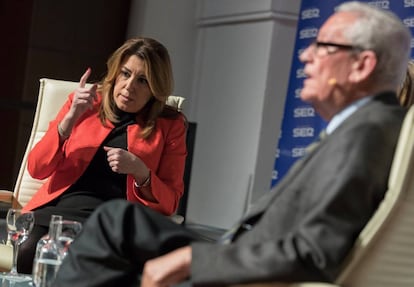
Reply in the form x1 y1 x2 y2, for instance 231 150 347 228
54 2 411 287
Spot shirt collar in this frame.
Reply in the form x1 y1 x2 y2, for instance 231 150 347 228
326 96 372 135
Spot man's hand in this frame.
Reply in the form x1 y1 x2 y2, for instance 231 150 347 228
141 246 192 287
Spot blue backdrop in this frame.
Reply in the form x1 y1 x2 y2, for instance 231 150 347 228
271 0 414 188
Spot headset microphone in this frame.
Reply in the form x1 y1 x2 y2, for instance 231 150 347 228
328 78 337 86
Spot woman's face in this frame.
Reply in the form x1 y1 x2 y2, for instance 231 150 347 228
113 55 152 113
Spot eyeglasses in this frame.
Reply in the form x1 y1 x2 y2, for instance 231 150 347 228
306 41 363 57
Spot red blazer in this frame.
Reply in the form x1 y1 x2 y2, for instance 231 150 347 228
23 92 187 215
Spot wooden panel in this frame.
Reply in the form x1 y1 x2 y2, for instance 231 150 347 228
0 0 34 189
0 0 131 190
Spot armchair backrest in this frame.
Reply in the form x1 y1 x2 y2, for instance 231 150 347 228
335 104 414 287
13 78 78 207
13 78 186 208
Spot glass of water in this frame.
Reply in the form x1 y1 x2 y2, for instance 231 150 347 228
32 219 82 286
57 220 82 258
2 208 34 282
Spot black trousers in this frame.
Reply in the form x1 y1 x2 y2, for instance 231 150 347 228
54 199 200 287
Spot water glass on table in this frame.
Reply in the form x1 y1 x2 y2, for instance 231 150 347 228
32 217 82 287
57 220 82 258
1 208 34 282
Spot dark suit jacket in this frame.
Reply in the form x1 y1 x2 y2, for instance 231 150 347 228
191 92 406 285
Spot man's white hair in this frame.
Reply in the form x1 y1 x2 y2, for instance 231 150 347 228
337 1 411 89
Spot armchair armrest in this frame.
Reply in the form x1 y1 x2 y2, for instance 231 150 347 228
0 190 22 218
0 189 13 203
0 190 13 219
0 190 22 208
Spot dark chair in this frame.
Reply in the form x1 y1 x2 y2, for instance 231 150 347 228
175 122 197 222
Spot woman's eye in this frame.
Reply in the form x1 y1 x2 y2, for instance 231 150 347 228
137 77 148 85
121 70 130 78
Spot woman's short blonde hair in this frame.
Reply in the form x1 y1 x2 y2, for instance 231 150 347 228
98 37 174 138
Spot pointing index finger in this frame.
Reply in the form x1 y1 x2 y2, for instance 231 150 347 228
79 68 91 88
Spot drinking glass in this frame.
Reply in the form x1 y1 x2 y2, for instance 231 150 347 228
2 208 34 282
31 219 82 287
57 220 82 258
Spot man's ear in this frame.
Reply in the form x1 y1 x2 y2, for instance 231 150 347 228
349 50 377 83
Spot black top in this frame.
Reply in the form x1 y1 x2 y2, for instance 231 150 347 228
34 111 136 226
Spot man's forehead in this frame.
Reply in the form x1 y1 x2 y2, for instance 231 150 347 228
318 12 356 40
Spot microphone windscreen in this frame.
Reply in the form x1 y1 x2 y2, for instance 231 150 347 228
328 78 337 86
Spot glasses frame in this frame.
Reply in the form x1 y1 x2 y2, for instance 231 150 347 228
308 41 363 57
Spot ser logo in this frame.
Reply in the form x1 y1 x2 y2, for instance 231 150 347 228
293 127 315 138
271 170 278 180
297 48 305 57
405 0 414 7
292 147 306 158
299 28 318 39
294 107 315 118
275 148 280 158
295 88 302 98
296 68 306 79
367 0 390 9
403 17 414 28
301 8 320 20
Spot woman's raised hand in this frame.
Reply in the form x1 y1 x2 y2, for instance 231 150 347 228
68 68 98 120
57 68 98 140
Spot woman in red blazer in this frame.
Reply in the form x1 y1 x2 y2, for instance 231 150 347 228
18 37 187 273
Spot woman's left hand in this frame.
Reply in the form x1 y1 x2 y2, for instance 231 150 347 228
103 146 149 177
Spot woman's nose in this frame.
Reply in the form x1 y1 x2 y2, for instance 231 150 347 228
125 78 135 91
